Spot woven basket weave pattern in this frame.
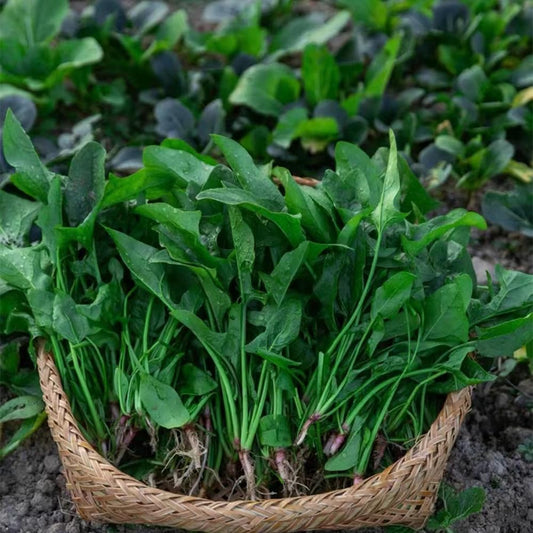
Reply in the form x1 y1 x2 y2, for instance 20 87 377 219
37 347 471 532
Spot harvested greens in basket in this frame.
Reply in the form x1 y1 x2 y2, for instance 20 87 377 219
1 110 532 498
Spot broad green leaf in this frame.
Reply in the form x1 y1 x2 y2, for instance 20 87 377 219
294 118 339 153
197 188 304 247
143 146 214 188
246 299 303 354
253 348 301 370
0 191 39 246
135 203 218 267
0 395 44 423
44 38 103 87
269 11 350 57
52 293 90 343
364 34 401 98
3 110 53 202
482 185 533 237
371 130 402 231
229 63 300 117
259 414 292 447
457 65 488 102
65 142 106 226
0 246 50 291
179 364 217 396
0 0 68 47
139 373 190 429
106 228 171 305
212 135 284 211
481 140 515 179
272 107 308 149
101 169 176 209
302 44 340 106
435 135 465 156
476 313 533 357
371 272 416 320
423 276 472 344
428 486 485 529
402 209 486 256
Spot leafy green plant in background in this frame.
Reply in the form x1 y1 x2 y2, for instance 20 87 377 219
1 111 531 504
0 0 102 100
482 183 533 237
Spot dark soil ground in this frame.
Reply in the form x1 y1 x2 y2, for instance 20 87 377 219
1 1 533 532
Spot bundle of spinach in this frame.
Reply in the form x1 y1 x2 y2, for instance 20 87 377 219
1 110 532 498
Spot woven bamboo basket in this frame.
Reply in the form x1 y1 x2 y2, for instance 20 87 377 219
37 345 471 533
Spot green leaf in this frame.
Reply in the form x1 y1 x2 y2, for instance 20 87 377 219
105 228 171 305
172 308 226 358
37 176 63 263
428 486 485 529
101 169 176 209
371 130 402 231
479 140 515 180
3 109 53 202
259 414 292 447
0 412 46 459
0 246 50 291
294 118 339 153
371 272 416 320
476 313 533 357
457 65 488 102
135 203 219 268
229 206 255 296
0 395 44 423
212 135 284 211
340 0 387 30
179 364 218 396
246 299 303 354
261 241 309 305
52 293 90 343
143 146 214 188
364 34 402 98
0 0 68 47
139 373 190 429
275 167 335 242
302 44 340 107
402 209 487 256
197 188 304 247
229 63 300 117
472 266 533 322
64 142 106 226
435 135 465 157
423 276 472 344
482 185 533 237
269 11 350 57
0 191 39 246
272 107 307 149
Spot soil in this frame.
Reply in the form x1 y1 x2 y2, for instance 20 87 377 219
1 1 533 532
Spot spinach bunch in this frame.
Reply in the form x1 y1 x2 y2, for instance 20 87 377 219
1 110 531 498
